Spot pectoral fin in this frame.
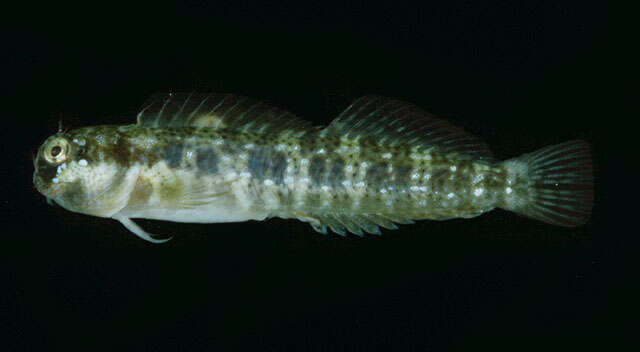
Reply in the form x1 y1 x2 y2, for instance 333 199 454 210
113 215 172 243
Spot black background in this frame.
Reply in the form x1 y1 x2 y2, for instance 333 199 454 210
1 1 629 351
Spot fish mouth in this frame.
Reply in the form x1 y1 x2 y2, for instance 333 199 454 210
33 170 59 200
33 171 48 197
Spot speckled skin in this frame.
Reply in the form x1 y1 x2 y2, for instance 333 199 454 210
35 124 507 229
34 94 592 240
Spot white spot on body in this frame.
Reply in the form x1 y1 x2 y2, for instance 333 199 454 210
346 165 353 172
474 188 484 196
52 177 59 183
506 187 513 194
424 154 432 160
317 148 326 155
450 166 457 172
341 180 352 187
411 173 419 180
447 192 455 199
264 179 274 186
321 185 330 192
78 159 88 166
382 152 392 159
56 163 65 175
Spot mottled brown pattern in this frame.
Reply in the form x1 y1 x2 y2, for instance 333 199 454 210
33 94 593 242
127 176 153 209
66 124 505 220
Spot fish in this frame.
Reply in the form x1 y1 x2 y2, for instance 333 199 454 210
33 93 594 243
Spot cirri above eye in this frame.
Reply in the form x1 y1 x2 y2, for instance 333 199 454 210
44 137 70 164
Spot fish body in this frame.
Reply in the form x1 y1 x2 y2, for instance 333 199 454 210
33 94 593 242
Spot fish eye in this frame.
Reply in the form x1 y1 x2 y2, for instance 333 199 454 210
43 138 70 164
51 146 62 157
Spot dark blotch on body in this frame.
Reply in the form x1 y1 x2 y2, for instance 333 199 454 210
329 157 345 189
248 149 267 181
164 142 184 168
309 156 325 187
109 139 133 167
248 147 288 185
196 147 219 174
271 152 287 185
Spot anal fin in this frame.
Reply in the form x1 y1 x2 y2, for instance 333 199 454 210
294 213 410 237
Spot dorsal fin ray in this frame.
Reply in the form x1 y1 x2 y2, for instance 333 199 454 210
136 93 316 137
322 96 494 161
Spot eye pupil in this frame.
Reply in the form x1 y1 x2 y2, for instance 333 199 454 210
51 146 62 157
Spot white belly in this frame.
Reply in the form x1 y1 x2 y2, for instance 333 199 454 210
118 206 270 223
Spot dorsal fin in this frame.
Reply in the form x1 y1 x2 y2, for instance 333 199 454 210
322 96 494 161
136 93 316 137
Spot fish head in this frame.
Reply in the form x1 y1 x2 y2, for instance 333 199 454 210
33 128 132 217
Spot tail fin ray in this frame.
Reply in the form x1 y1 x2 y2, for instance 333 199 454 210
503 140 593 227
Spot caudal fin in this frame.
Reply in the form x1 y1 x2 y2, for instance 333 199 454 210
501 140 594 227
